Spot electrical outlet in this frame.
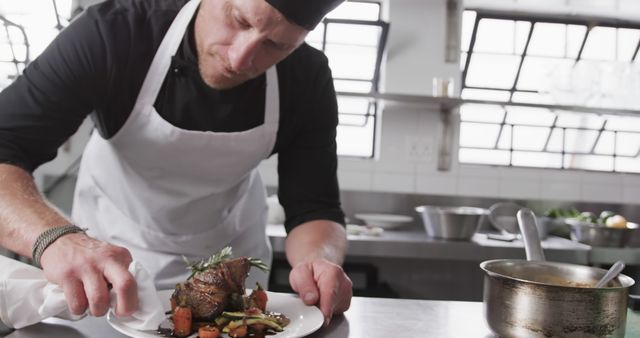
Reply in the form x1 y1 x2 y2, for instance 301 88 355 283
406 137 433 161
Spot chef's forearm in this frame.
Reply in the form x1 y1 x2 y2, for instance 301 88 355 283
284 220 347 267
0 163 70 257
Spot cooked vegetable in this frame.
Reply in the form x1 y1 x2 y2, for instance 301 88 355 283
544 207 579 219
198 325 221 338
170 291 177 313
544 208 560 218
577 211 597 224
248 283 268 312
220 311 252 319
224 318 283 332
599 210 615 224
219 311 284 332
606 215 627 229
172 302 192 337
214 316 231 326
228 324 247 338
265 312 291 327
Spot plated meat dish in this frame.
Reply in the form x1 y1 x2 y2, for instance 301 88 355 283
165 247 289 337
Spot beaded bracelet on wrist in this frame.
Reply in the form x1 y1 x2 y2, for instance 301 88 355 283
31 225 86 267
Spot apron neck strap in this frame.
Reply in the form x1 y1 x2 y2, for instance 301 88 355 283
133 0 201 109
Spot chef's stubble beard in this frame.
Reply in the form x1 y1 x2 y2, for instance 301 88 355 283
198 60 222 89
198 58 248 90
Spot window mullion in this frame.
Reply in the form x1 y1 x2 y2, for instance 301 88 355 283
461 14 480 89
509 20 534 102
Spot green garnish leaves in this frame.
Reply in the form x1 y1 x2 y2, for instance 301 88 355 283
184 246 233 279
184 247 269 279
249 258 270 273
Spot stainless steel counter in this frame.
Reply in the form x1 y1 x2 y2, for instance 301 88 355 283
268 224 640 265
268 224 592 264
3 296 639 338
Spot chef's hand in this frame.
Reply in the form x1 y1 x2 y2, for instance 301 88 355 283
289 258 353 326
39 233 138 317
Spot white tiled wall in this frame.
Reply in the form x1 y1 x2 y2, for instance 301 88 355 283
623 181 640 203
457 175 500 197
540 178 582 202
372 172 415 192
415 172 457 196
338 170 373 191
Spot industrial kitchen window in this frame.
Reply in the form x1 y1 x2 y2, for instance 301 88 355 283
0 16 28 91
0 0 68 91
459 10 640 173
306 1 389 158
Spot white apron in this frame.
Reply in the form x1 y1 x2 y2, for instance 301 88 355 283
72 0 276 289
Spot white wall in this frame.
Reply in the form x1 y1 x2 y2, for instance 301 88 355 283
259 0 640 205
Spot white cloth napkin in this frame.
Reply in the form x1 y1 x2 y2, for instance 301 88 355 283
0 255 165 330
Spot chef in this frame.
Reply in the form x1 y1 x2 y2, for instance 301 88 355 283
0 0 352 326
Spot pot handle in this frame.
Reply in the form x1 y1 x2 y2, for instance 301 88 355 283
517 208 546 262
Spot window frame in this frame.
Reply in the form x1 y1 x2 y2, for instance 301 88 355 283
0 15 30 85
462 10 640 98
312 3 390 158
459 9 640 173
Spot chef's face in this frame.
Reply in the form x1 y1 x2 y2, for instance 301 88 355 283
195 0 308 89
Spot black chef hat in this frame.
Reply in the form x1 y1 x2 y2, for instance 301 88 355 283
265 0 345 30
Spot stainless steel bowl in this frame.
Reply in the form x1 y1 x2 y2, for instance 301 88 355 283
416 206 488 240
566 218 639 247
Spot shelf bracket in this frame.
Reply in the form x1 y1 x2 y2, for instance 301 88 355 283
437 105 455 171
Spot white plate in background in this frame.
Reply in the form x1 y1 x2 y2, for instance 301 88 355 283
354 213 413 230
108 289 324 338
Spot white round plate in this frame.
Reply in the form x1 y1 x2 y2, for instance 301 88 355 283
107 289 324 338
354 213 413 230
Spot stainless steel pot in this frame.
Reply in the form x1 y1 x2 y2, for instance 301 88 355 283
481 260 634 338
480 209 636 338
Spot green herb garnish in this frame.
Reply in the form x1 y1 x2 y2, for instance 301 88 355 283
183 246 269 279
249 257 270 273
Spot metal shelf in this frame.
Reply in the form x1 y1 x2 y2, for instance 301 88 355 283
337 91 640 117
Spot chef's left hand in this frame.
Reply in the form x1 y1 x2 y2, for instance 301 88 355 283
289 258 352 326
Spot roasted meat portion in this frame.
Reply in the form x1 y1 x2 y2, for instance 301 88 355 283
172 256 251 320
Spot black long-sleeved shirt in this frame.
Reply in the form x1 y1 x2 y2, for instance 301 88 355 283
0 0 345 231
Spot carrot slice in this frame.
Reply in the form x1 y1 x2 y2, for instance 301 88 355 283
173 304 192 337
198 325 221 338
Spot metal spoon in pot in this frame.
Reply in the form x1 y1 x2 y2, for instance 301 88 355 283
595 260 625 288
517 209 626 288
516 208 545 262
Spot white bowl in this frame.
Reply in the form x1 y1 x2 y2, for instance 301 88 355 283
354 213 413 230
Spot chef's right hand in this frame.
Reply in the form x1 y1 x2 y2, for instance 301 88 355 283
39 233 138 317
